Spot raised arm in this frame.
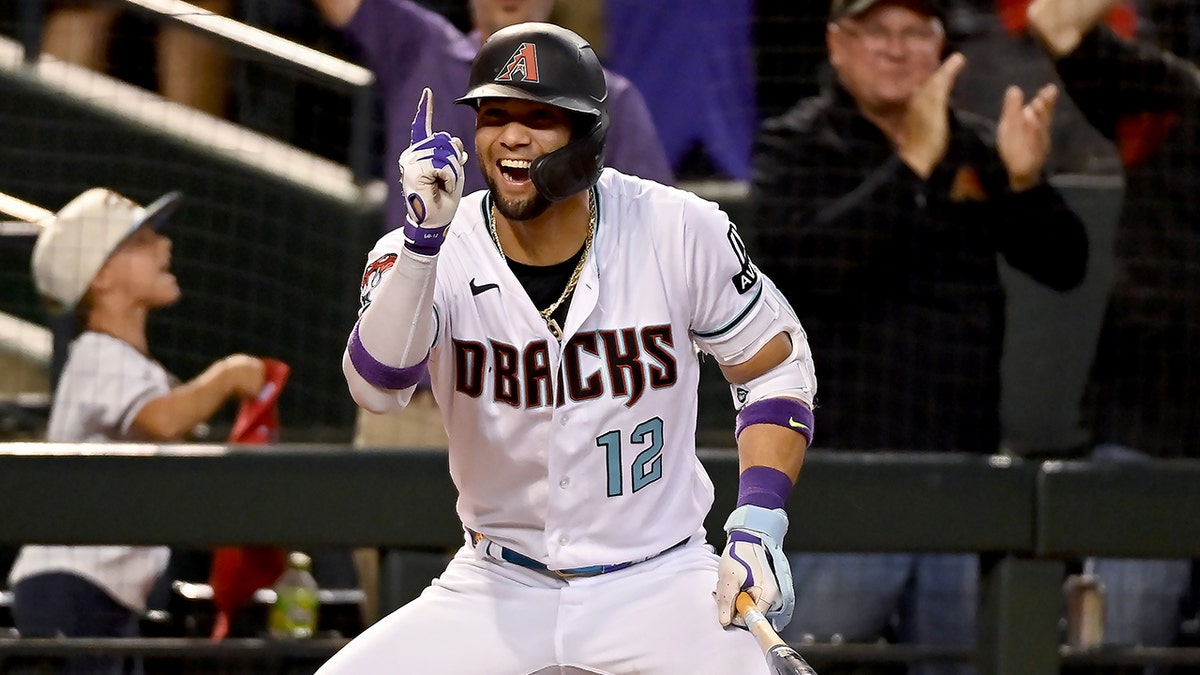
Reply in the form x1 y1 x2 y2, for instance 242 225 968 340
343 88 467 413
1029 0 1200 127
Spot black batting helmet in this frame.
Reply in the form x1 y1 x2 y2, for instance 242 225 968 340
456 22 609 202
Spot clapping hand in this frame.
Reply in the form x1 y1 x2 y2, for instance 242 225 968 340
997 83 1059 191
898 52 967 178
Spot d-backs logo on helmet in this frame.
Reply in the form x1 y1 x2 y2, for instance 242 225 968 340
496 43 539 83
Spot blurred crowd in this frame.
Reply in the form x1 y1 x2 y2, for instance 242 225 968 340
2 0 1197 177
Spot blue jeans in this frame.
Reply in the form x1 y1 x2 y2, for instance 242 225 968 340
782 552 979 675
12 572 144 675
1090 557 1192 647
1088 444 1193 653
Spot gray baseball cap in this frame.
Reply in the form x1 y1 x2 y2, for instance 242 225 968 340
829 0 947 22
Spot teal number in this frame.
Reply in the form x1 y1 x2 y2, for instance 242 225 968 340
596 430 624 497
595 417 665 497
631 417 664 493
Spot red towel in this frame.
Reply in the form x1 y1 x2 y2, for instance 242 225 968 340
209 359 291 640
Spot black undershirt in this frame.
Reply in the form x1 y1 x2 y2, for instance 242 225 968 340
504 242 586 331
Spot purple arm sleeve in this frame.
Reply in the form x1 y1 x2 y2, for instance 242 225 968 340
347 322 429 390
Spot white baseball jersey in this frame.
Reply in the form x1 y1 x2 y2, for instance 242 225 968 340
360 169 801 570
8 331 171 612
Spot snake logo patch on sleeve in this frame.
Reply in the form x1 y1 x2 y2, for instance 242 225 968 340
360 253 398 313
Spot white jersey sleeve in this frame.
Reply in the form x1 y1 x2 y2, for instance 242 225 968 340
680 195 792 365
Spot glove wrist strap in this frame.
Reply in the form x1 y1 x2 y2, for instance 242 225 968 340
403 217 449 256
724 504 789 542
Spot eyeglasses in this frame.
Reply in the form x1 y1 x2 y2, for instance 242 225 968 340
835 19 943 52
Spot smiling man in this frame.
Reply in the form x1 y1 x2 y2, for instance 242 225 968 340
313 0 675 465
748 1 1090 672
327 22 819 675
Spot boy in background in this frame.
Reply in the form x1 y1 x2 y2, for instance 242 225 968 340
8 187 266 674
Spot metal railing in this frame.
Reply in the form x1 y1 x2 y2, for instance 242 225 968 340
14 0 378 183
0 445 1196 674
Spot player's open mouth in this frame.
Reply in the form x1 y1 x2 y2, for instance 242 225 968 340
498 159 531 184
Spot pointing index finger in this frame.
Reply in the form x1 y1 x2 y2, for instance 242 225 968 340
411 87 434 144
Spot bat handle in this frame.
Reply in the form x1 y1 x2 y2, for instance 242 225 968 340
736 592 782 652
736 592 820 675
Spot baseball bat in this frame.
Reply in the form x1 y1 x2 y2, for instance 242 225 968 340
737 592 819 675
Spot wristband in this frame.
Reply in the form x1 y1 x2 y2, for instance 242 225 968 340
403 215 449 256
737 465 793 510
347 322 429 390
735 397 814 445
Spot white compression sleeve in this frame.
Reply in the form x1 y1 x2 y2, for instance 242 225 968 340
356 247 438 368
343 247 438 413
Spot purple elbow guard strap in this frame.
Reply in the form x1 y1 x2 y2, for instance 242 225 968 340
403 216 449 256
734 397 814 445
347 322 429 391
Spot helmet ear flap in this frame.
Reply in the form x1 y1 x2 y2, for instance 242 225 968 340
530 114 609 202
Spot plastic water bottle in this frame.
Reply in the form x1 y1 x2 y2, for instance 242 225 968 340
1064 566 1105 650
268 551 320 639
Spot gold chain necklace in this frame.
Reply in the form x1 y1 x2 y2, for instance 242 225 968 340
488 190 596 341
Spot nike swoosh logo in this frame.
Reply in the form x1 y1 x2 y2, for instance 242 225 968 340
470 278 499 296
788 418 810 430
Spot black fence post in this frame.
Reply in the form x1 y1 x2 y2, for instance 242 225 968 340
979 555 1064 675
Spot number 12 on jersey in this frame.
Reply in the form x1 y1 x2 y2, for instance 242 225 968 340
596 417 665 497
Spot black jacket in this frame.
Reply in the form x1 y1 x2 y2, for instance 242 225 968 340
1057 29 1200 458
751 81 1088 454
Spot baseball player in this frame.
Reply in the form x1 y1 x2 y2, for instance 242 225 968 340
328 23 816 674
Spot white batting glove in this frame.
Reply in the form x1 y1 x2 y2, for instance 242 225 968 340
398 87 468 255
716 505 795 631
